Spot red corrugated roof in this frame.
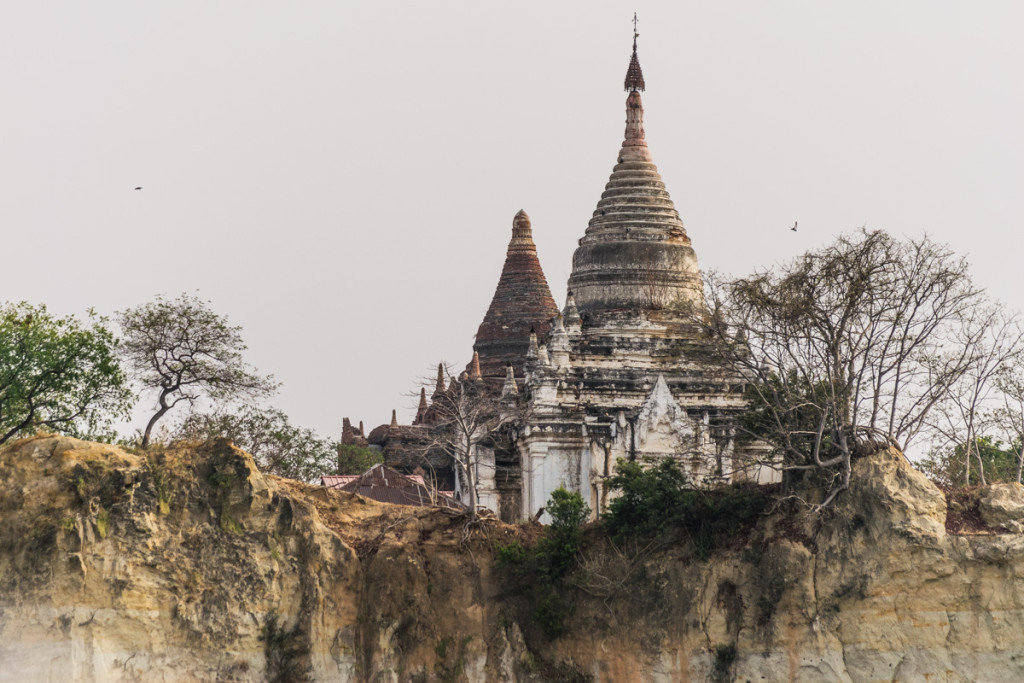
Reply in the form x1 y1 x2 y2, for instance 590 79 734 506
320 475 359 488
324 464 463 510
321 473 428 488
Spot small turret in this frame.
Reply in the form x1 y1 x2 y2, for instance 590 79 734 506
469 351 483 382
548 315 570 369
414 387 429 424
432 363 446 399
502 364 519 398
390 410 398 428
537 343 550 367
563 291 582 337
524 327 539 370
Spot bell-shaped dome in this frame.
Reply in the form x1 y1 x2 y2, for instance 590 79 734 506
568 37 703 317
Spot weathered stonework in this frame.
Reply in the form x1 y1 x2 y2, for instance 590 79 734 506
491 41 777 521
355 36 777 522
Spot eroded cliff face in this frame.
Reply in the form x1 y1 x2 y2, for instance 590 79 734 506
1 436 1023 682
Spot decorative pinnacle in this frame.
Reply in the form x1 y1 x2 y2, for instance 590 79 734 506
433 363 445 397
624 13 645 92
470 351 483 381
509 209 537 254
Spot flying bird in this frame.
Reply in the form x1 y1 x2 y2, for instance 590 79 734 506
134 186 143 191
790 221 798 232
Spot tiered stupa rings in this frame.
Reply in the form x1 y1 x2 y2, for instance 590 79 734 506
568 36 703 316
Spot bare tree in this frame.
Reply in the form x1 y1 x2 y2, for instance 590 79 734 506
414 363 520 520
991 359 1024 483
172 405 343 481
119 293 278 447
703 229 995 508
927 307 1024 485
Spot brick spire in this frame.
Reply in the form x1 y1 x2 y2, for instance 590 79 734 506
414 387 428 423
470 210 559 381
432 362 446 399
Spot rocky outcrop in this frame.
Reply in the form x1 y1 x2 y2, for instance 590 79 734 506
2 436 1024 682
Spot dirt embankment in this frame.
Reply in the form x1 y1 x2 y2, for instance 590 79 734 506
2 436 1024 682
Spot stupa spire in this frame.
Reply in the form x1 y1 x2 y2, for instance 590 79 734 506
624 14 645 93
469 210 559 382
415 387 428 423
567 22 703 317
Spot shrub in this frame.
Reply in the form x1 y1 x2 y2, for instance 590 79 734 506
494 488 590 640
602 458 768 558
538 488 590 579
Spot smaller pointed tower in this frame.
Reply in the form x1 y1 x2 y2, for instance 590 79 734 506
470 210 560 381
563 291 582 337
537 343 550 367
432 363 446 399
390 410 399 428
414 387 429 424
502 364 519 398
548 315 570 369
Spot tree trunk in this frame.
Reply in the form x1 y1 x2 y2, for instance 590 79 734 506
465 442 479 520
964 441 972 487
141 394 172 448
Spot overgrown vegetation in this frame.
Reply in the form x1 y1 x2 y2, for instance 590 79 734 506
602 458 769 559
920 435 1024 488
173 406 343 482
336 443 383 476
495 488 590 640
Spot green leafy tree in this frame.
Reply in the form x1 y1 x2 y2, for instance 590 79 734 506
539 487 590 578
602 458 693 539
602 458 767 558
495 488 589 640
336 443 383 475
0 302 131 445
919 436 1022 488
118 293 278 447
172 406 338 481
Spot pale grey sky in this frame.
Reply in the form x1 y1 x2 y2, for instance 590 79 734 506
3 2 1023 441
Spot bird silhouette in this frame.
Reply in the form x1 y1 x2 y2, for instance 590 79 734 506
790 221 798 232
134 186 143 191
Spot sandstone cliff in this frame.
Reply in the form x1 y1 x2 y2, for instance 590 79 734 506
1 435 1023 682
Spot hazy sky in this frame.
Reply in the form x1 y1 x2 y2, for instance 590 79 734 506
3 2 1023 441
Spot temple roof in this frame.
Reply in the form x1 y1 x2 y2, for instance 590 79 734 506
567 32 703 317
471 210 559 379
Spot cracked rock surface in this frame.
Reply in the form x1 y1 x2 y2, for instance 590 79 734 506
2 436 1024 682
